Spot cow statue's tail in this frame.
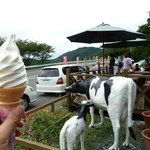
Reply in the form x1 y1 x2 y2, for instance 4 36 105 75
59 126 66 150
127 79 137 140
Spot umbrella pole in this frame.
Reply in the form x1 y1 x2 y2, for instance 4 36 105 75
102 47 104 67
102 41 104 71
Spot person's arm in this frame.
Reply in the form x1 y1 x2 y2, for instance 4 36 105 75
129 59 134 72
0 105 25 149
129 64 132 69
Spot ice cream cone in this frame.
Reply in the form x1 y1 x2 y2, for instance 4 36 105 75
0 86 26 150
0 85 26 108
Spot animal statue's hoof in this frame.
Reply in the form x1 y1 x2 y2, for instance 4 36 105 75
89 124 94 128
108 146 119 150
122 143 136 149
122 141 129 147
98 122 103 126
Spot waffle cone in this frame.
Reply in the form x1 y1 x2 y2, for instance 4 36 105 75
0 85 26 108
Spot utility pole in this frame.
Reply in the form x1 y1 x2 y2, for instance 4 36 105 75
148 11 150 18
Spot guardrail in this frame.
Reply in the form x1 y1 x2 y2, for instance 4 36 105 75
25 59 110 69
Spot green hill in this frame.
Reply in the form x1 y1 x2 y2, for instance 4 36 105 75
51 47 101 62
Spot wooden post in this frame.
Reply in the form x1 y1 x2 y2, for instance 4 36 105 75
98 62 101 74
122 69 128 77
105 65 108 74
66 69 71 110
51 104 54 112
85 66 90 79
102 68 105 74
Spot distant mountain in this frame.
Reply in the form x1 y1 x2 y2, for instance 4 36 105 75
51 47 102 62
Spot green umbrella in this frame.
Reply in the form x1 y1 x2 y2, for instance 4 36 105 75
101 38 150 48
67 23 142 67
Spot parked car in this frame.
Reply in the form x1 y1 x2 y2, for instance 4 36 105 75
134 59 150 71
134 60 145 67
36 64 86 93
21 86 37 110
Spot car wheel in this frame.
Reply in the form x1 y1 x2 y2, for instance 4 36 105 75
21 95 29 110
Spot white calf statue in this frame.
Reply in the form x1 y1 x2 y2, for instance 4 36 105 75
59 100 93 150
65 76 137 150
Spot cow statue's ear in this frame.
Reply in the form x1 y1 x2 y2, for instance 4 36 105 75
73 101 81 106
73 78 77 83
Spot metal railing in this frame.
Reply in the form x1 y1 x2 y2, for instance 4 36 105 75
25 59 110 69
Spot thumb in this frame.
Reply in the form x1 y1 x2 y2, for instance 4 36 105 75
0 105 24 139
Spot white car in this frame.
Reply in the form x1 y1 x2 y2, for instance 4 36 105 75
134 60 145 67
36 64 85 93
21 86 37 110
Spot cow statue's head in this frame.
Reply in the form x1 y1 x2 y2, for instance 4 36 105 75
65 77 94 99
65 80 87 94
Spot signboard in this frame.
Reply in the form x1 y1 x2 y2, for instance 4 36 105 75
76 57 79 64
63 56 68 64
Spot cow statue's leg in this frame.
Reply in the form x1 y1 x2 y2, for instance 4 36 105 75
67 134 76 150
80 131 85 150
108 109 121 150
98 109 104 126
122 118 130 147
109 119 120 150
89 107 104 127
89 106 95 127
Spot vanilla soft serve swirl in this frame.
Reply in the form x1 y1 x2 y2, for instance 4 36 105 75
0 34 28 88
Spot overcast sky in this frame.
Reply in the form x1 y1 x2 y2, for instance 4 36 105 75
0 0 149 58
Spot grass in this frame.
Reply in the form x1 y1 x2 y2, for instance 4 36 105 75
15 109 144 150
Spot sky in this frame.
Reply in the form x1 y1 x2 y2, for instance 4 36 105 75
0 0 150 58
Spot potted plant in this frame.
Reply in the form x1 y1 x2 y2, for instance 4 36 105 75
141 128 150 150
142 111 150 128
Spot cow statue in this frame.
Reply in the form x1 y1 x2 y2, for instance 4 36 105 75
59 100 93 150
65 75 137 150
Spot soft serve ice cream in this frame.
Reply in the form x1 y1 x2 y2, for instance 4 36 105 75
0 34 28 105
0 34 27 88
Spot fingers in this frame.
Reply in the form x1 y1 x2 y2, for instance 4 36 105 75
16 129 22 136
0 105 25 140
17 120 25 128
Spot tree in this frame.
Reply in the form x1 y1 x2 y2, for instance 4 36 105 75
138 18 150 40
17 39 38 65
132 17 150 61
17 39 55 65
35 43 55 64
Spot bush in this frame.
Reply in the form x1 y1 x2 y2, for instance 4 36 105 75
15 109 74 148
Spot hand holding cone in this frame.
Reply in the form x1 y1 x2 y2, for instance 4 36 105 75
0 34 27 150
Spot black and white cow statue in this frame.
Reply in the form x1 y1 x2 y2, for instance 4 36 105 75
65 75 137 150
59 100 93 150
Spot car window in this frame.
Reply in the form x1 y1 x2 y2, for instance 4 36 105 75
78 66 85 72
62 66 85 75
38 68 59 77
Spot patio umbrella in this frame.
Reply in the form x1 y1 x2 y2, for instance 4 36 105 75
101 38 150 48
67 23 142 67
